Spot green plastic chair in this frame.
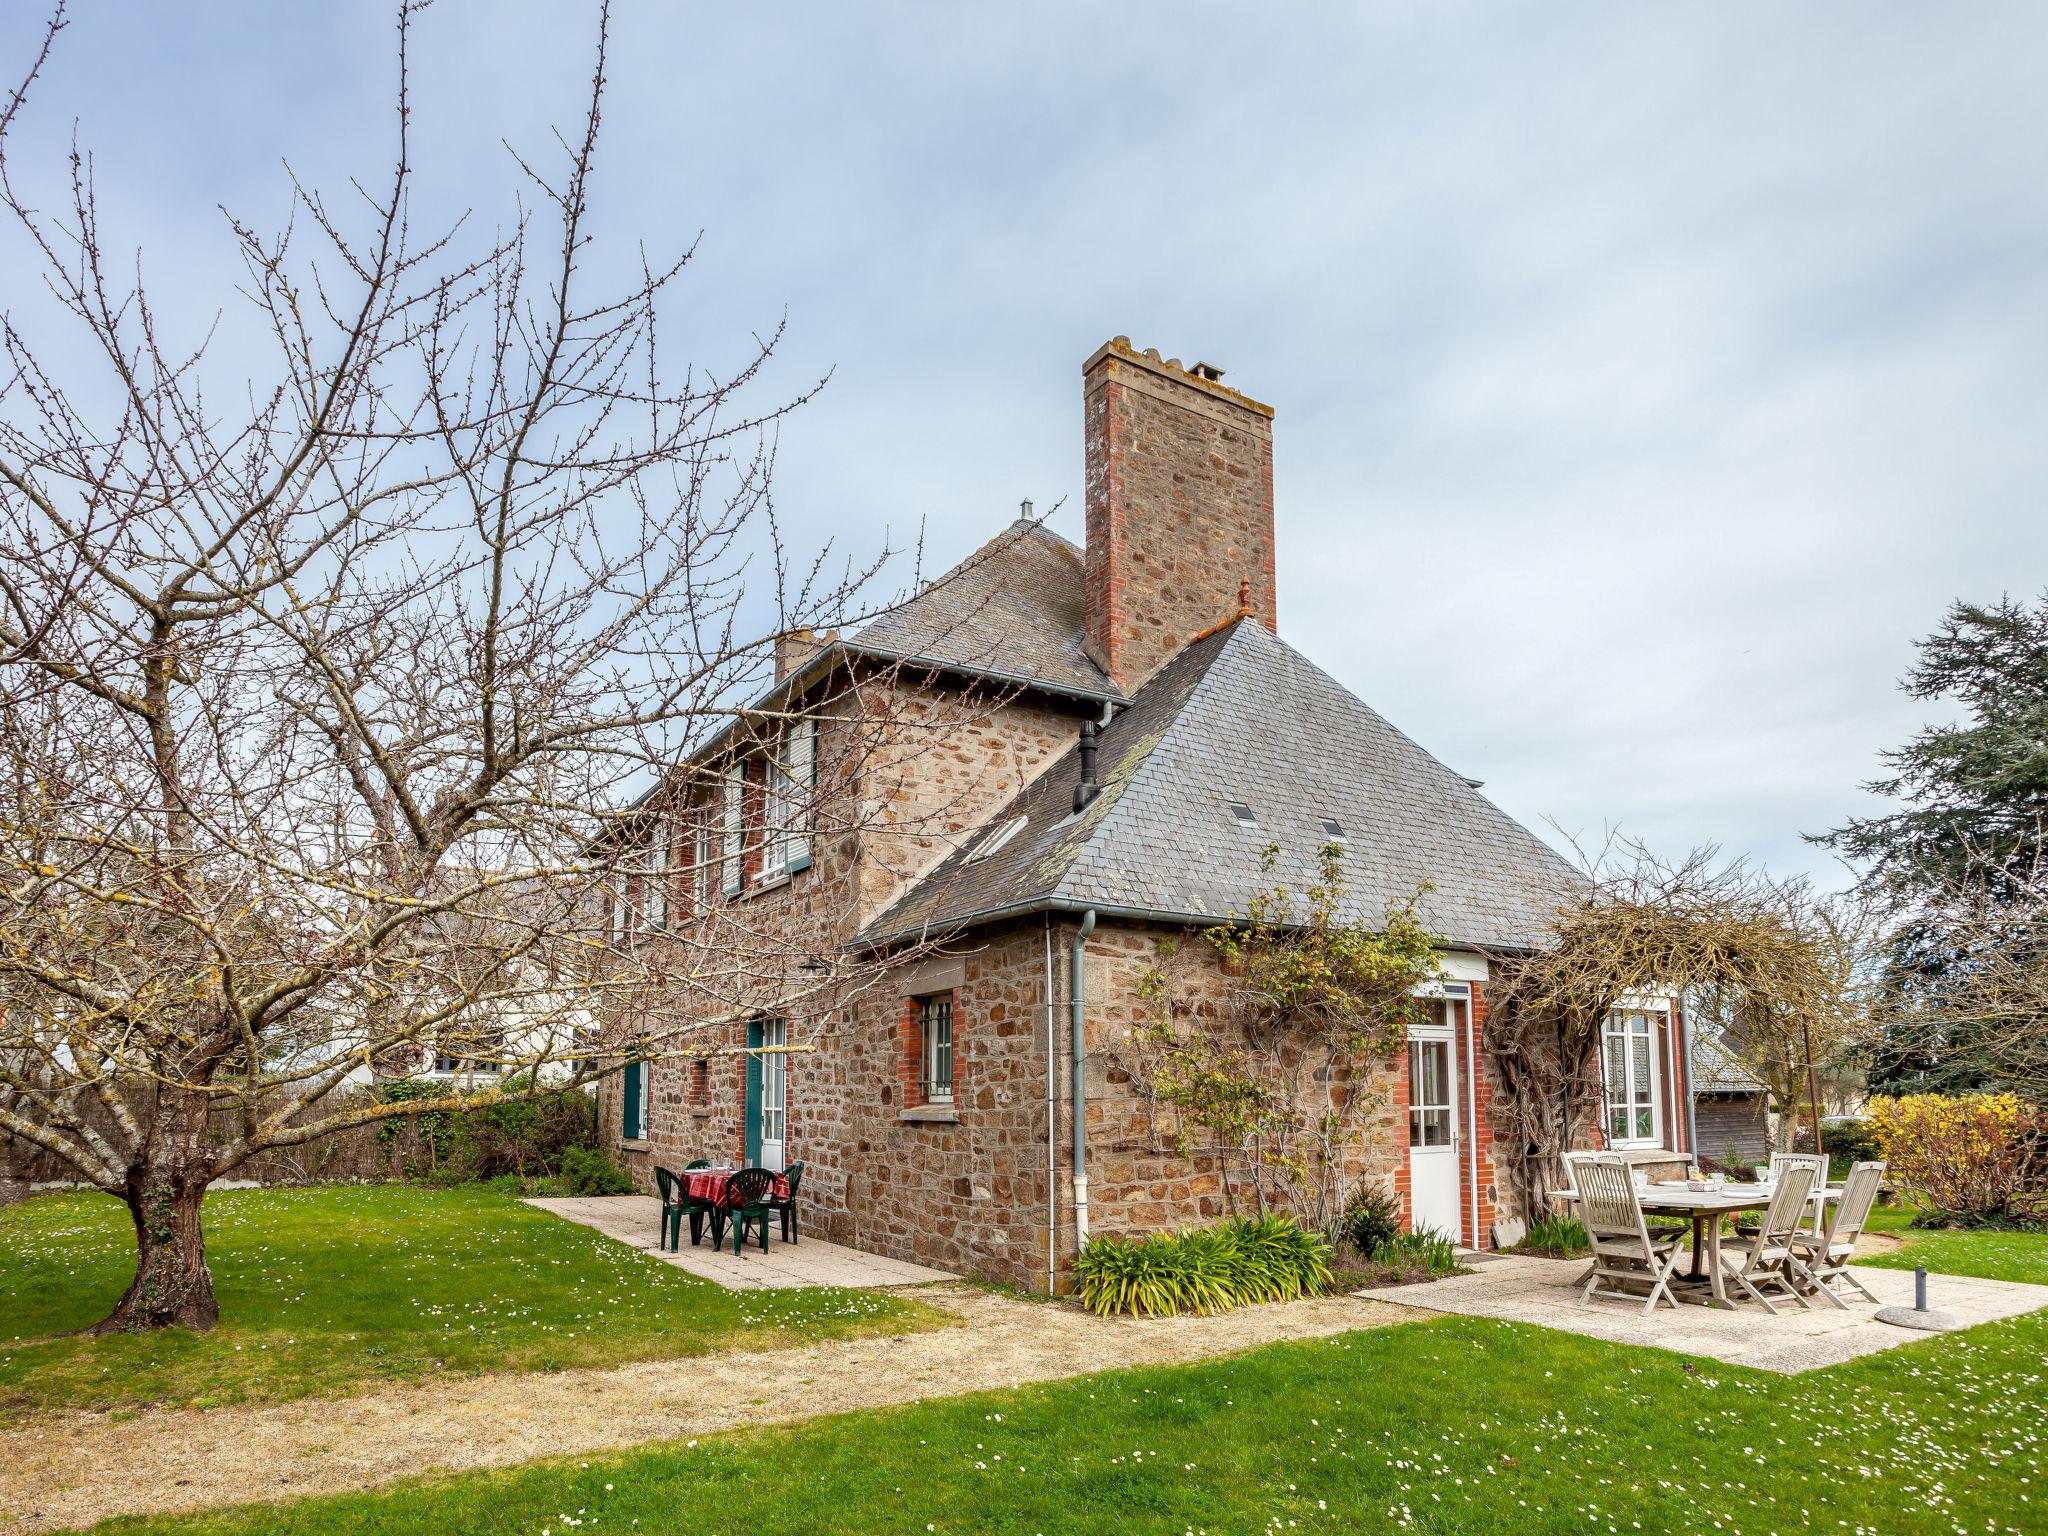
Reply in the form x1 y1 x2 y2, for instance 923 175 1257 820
678 1158 715 1247
652 1166 689 1252
726 1167 777 1256
769 1160 805 1243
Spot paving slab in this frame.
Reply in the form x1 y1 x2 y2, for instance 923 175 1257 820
1356 1253 2048 1373
525 1195 958 1289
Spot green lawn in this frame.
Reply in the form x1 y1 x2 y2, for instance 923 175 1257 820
0 1184 935 1420
1857 1202 2048 1284
77 1219 2048 1535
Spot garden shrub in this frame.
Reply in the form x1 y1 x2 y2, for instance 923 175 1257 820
559 1144 635 1195
1820 1116 1881 1178
372 1079 599 1184
1072 1214 1334 1317
1867 1093 2046 1225
1339 1183 1401 1258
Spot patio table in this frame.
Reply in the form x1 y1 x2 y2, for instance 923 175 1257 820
1547 1181 1845 1309
679 1165 792 1249
682 1165 791 1209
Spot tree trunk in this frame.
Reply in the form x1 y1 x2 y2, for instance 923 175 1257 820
91 1090 218 1332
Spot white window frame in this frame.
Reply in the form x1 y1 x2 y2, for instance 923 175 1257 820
759 1017 787 1160
759 744 791 885
757 717 816 885
1601 1008 1665 1148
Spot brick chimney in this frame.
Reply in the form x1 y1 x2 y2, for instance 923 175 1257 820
774 627 834 681
1081 338 1276 692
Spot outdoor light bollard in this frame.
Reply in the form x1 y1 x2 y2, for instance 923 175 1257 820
1876 1260 1962 1332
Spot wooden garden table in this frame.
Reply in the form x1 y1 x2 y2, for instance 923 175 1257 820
1547 1181 1845 1308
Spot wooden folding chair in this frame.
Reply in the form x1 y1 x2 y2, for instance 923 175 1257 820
1771 1152 1831 1238
1575 1154 1685 1314
1790 1160 1886 1307
1718 1163 1817 1314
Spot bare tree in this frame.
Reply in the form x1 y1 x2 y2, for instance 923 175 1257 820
0 3 914 1329
1485 844 1878 1223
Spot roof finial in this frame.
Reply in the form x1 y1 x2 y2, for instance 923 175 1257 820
1238 576 1252 616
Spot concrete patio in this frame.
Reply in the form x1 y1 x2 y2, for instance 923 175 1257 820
1356 1253 2048 1373
525 1195 959 1291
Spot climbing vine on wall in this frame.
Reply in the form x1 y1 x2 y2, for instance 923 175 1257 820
1115 844 1442 1236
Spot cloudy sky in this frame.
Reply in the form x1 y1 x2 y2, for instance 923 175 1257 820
6 2 2045 887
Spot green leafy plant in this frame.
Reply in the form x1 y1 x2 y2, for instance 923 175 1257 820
371 1079 598 1183
558 1145 636 1196
1354 1225 1464 1285
1072 1215 1334 1317
1511 1213 1590 1257
1339 1183 1401 1258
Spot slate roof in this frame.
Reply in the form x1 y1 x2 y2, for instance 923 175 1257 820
1692 1031 1766 1094
851 520 1122 703
862 616 1582 952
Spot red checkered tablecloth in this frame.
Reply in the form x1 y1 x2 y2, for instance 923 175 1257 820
680 1166 790 1209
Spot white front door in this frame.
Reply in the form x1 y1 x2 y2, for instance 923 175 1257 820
1407 1015 1461 1241
758 1018 787 1172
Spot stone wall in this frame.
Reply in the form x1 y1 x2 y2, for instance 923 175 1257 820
607 904 1519 1291
601 661 1085 1268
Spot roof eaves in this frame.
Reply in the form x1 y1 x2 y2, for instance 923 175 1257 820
855 890 1543 959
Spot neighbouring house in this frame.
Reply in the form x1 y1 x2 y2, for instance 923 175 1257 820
598 338 1705 1291
1688 1031 1772 1168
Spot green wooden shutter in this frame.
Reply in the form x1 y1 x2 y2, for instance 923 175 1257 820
622 1059 644 1141
743 1019 763 1165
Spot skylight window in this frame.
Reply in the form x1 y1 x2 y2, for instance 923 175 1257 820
1227 801 1259 830
1321 818 1346 841
968 815 1027 863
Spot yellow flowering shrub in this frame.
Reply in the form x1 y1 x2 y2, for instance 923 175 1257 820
1867 1093 2046 1223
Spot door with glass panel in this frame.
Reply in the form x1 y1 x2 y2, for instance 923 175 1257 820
745 1017 788 1171
1601 1009 1661 1146
1406 1005 1461 1240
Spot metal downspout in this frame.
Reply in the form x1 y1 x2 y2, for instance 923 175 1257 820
1043 914 1056 1295
1070 909 1097 1245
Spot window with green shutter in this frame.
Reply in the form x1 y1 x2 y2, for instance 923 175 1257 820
622 1058 645 1141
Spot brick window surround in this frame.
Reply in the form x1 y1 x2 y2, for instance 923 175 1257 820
899 990 958 1109
690 1058 710 1108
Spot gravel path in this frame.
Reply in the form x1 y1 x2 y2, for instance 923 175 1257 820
0 1285 1408 1533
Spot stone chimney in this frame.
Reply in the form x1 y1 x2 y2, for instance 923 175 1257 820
1081 338 1276 692
774 627 834 681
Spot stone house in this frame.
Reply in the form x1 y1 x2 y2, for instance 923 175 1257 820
598 337 1706 1291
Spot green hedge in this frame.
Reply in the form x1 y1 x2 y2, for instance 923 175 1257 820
374 1078 599 1184
1072 1214 1335 1317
